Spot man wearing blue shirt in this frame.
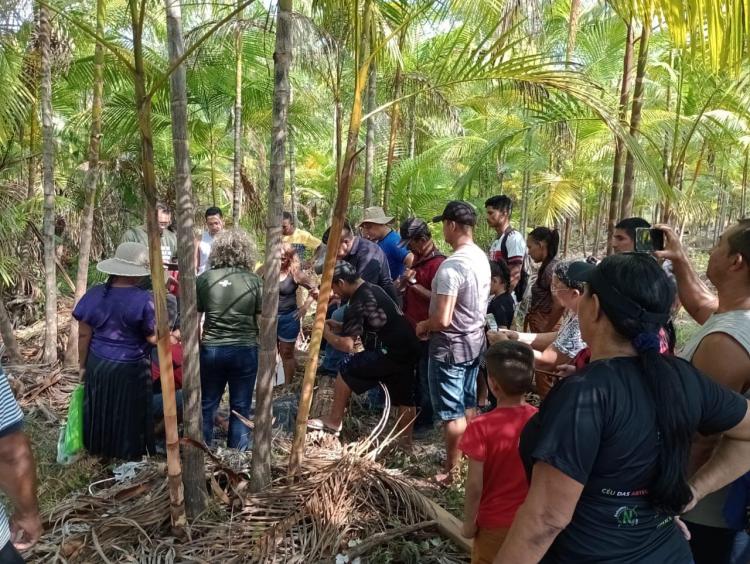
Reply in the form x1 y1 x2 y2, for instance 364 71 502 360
359 206 413 281
0 366 41 563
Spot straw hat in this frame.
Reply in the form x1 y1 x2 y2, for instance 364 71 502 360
357 206 394 226
96 242 151 277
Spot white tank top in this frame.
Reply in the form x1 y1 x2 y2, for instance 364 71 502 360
679 309 750 528
197 231 214 275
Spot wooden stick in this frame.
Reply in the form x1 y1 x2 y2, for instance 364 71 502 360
417 493 473 554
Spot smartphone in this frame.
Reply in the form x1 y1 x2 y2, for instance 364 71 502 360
485 313 498 332
634 227 665 253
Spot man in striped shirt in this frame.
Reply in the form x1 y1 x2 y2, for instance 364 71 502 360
0 366 41 563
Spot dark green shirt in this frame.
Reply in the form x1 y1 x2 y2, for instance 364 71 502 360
196 267 262 346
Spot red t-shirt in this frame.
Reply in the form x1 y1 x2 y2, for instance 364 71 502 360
459 403 538 528
403 253 445 328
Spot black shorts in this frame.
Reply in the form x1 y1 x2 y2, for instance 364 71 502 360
340 350 417 407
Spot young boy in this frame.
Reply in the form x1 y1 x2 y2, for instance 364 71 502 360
460 341 538 564
477 261 517 409
487 260 516 329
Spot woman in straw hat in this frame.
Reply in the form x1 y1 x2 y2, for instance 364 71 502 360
72 242 158 460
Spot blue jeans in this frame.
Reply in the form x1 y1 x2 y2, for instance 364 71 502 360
428 356 479 421
415 341 433 426
200 344 258 451
321 305 351 372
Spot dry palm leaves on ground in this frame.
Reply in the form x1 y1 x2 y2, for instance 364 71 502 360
24 391 462 563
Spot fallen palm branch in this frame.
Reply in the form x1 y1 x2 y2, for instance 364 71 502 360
25 388 471 562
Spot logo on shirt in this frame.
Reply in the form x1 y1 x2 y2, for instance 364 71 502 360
219 280 232 288
614 506 639 527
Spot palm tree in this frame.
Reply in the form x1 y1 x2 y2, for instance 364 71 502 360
165 0 206 516
65 0 105 368
252 0 292 491
39 1 57 365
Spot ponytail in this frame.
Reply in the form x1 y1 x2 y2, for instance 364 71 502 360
633 337 693 513
103 275 114 297
529 227 560 275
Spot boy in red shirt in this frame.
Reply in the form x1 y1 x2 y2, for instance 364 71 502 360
459 341 538 563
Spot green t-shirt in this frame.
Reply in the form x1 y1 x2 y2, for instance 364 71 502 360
121 225 178 263
196 266 262 346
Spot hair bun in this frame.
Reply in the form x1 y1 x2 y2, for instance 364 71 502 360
632 332 661 353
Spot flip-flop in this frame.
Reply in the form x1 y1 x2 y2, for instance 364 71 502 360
306 418 342 437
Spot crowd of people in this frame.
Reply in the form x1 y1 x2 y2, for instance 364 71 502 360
1 195 750 564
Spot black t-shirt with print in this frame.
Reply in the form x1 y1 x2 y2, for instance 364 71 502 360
520 356 748 564
342 282 420 362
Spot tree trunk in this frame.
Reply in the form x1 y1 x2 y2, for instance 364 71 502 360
289 123 298 225
165 0 206 517
592 187 605 257
741 148 748 219
520 132 532 234
619 20 650 220
0 295 22 365
232 4 244 224
363 65 377 209
406 97 416 212
66 0 106 368
130 0 186 530
39 3 57 365
252 0 292 491
27 105 36 199
382 45 404 213
606 21 634 254
565 0 582 62
290 0 373 474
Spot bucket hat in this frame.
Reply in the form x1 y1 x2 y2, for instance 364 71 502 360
96 242 151 277
357 206 394 226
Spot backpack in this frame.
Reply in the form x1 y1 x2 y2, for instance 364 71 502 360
500 227 531 302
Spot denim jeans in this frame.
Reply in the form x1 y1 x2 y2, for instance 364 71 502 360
321 305 351 372
428 356 479 421
200 344 258 451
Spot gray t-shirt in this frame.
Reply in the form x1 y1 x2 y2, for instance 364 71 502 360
429 242 491 364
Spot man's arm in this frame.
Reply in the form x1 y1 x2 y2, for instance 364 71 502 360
690 401 750 509
322 324 356 353
688 333 750 474
507 259 523 292
0 431 42 550
654 225 718 324
494 462 583 563
427 293 457 332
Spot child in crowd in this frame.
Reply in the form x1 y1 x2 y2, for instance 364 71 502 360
460 341 538 564
487 260 516 329
477 260 516 408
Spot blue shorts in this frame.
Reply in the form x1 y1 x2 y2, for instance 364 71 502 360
428 357 479 421
277 310 300 343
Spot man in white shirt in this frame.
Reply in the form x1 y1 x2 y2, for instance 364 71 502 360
656 220 750 564
417 201 491 483
485 195 527 301
195 206 224 275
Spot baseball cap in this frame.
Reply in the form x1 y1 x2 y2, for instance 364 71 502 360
398 218 430 247
431 200 477 226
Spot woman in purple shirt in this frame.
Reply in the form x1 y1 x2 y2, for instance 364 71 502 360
72 243 157 460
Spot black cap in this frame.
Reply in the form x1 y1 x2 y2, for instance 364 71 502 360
399 218 430 247
432 200 477 226
567 261 596 284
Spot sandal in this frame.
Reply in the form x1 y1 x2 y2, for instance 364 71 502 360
306 418 342 437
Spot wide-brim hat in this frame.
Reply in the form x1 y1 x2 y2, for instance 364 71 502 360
96 242 151 277
357 206 394 226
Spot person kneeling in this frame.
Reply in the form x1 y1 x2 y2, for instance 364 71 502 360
460 341 538 564
307 261 420 446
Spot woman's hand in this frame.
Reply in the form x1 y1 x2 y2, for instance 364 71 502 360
294 304 309 320
461 521 477 539
487 329 518 345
